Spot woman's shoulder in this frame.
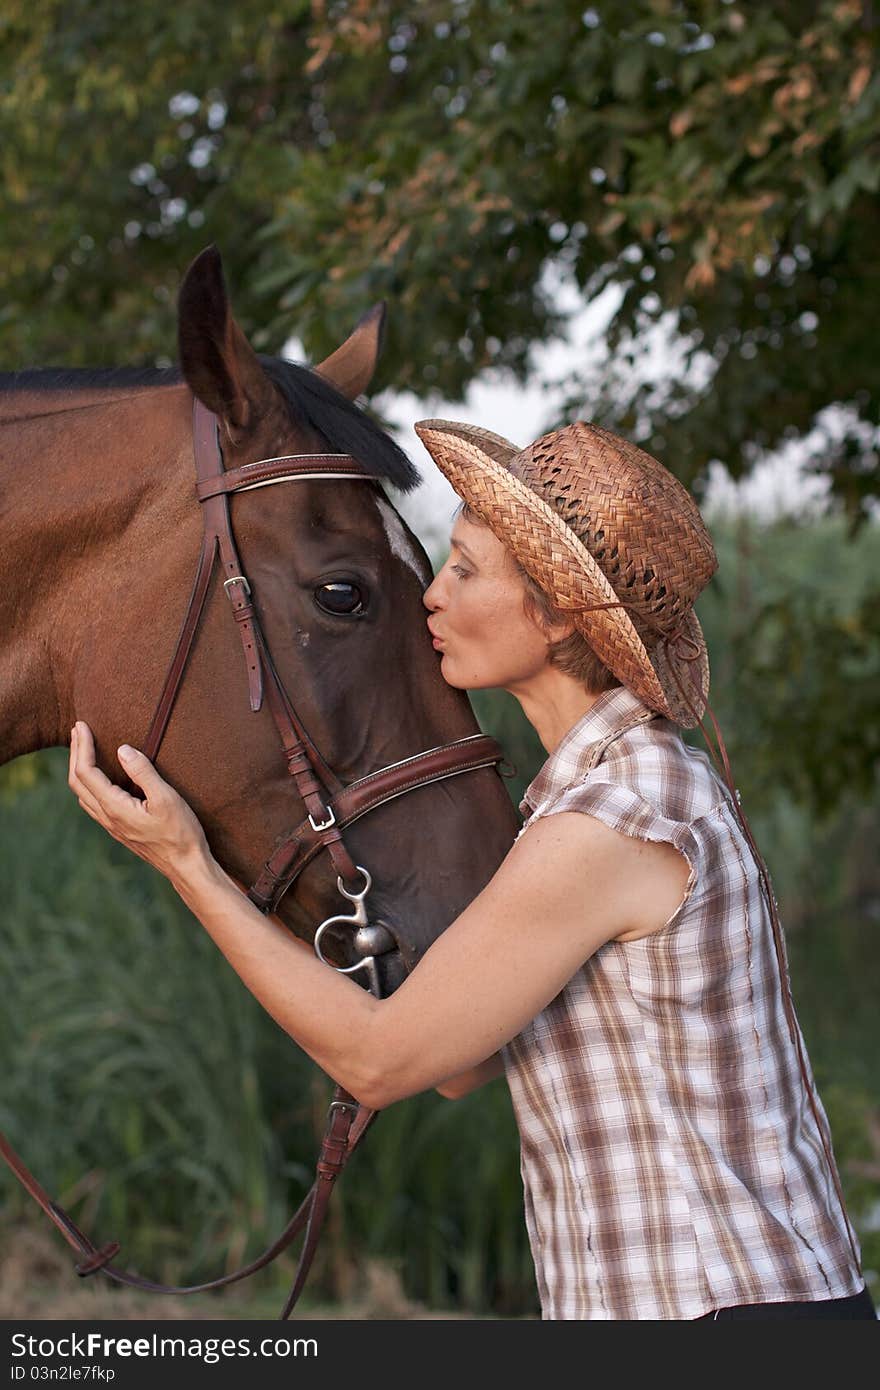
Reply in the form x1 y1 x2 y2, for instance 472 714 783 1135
520 693 730 843
594 715 728 827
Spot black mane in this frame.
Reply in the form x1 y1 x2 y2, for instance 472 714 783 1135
258 357 418 493
0 360 420 493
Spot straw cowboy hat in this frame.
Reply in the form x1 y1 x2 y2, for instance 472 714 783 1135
414 418 718 728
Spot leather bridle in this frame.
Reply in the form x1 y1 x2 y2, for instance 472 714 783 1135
0 396 508 1317
147 400 505 976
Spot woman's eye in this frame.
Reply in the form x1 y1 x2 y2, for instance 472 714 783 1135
314 581 366 615
451 564 470 580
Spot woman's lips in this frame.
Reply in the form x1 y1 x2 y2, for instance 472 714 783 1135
432 637 445 650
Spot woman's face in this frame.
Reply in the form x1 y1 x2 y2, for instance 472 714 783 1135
423 514 556 691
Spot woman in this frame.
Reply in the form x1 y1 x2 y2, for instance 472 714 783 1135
68 416 875 1320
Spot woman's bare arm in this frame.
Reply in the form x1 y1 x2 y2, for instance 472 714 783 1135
435 1052 504 1099
68 723 688 1112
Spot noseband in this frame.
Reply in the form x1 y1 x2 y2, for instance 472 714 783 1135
0 395 508 1317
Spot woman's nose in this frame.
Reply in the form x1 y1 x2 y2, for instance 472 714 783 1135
423 572 443 611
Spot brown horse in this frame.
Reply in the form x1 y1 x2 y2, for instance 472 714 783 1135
0 246 519 999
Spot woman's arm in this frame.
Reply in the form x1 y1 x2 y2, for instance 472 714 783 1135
435 1052 504 1099
68 723 687 1110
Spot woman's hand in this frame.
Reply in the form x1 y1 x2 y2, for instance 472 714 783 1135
68 721 213 887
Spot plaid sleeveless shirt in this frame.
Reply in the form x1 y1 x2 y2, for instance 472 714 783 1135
501 685 863 1320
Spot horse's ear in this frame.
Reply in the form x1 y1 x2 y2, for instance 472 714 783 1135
313 303 385 400
177 245 275 434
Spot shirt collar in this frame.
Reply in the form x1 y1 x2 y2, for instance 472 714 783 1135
520 685 656 817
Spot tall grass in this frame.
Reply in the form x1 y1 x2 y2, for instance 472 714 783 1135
0 752 293 1278
0 750 537 1314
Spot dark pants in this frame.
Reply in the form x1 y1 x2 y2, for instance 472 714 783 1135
696 1284 876 1320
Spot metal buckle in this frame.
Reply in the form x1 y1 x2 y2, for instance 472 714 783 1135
327 1100 358 1120
223 575 251 595
309 806 336 832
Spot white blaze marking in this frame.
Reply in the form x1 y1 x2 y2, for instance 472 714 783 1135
374 494 432 586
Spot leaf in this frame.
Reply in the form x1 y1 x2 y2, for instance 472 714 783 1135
612 44 647 101
848 63 871 106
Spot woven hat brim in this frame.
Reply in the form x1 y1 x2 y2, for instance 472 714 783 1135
416 418 709 727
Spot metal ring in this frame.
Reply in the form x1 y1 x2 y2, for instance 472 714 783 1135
336 866 371 902
313 937 375 979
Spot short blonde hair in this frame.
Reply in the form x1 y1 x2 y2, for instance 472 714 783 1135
455 502 622 695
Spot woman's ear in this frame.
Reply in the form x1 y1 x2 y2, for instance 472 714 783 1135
542 615 577 645
526 606 576 648
527 610 577 650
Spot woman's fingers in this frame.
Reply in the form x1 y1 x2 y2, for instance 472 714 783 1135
68 725 99 814
67 719 211 881
68 729 115 830
69 722 141 823
115 742 168 807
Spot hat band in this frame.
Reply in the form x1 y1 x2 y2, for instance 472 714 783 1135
572 599 702 663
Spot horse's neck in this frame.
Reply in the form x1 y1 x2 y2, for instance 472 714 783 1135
0 383 194 763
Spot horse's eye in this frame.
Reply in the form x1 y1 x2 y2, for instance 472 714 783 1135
314 581 366 616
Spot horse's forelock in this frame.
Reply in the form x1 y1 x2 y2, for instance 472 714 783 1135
258 356 420 494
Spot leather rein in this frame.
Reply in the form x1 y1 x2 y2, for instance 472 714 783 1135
0 397 506 1317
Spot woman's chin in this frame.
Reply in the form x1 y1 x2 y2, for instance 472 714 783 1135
439 654 499 692
437 652 465 689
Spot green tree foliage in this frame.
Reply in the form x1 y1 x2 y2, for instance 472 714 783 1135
694 515 880 814
1 2 877 510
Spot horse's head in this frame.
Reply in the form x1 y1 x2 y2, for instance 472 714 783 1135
132 246 519 994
